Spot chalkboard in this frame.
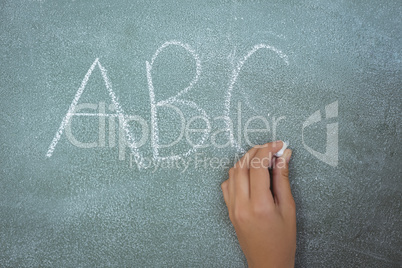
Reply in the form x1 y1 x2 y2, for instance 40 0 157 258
0 0 401 267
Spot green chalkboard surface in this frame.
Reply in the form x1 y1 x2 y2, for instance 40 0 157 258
1 0 401 266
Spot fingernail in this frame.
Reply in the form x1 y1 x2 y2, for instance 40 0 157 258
283 149 292 164
272 140 283 149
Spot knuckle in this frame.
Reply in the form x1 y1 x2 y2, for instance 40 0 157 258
233 211 247 224
250 156 261 169
220 180 227 190
252 144 260 150
281 167 289 178
261 157 270 168
252 201 271 217
232 205 249 224
228 167 235 176
272 140 283 149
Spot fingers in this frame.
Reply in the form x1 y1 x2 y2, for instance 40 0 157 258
221 165 249 213
233 142 276 172
221 141 287 211
249 141 283 203
229 144 265 201
228 168 250 204
221 179 230 206
272 149 295 210
233 147 258 175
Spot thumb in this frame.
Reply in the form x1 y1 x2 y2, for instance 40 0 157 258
272 149 294 208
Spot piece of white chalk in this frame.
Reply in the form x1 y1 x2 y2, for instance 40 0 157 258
274 141 288 157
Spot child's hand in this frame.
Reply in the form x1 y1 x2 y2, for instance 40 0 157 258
221 141 296 268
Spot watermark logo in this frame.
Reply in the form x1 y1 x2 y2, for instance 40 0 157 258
302 101 338 167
